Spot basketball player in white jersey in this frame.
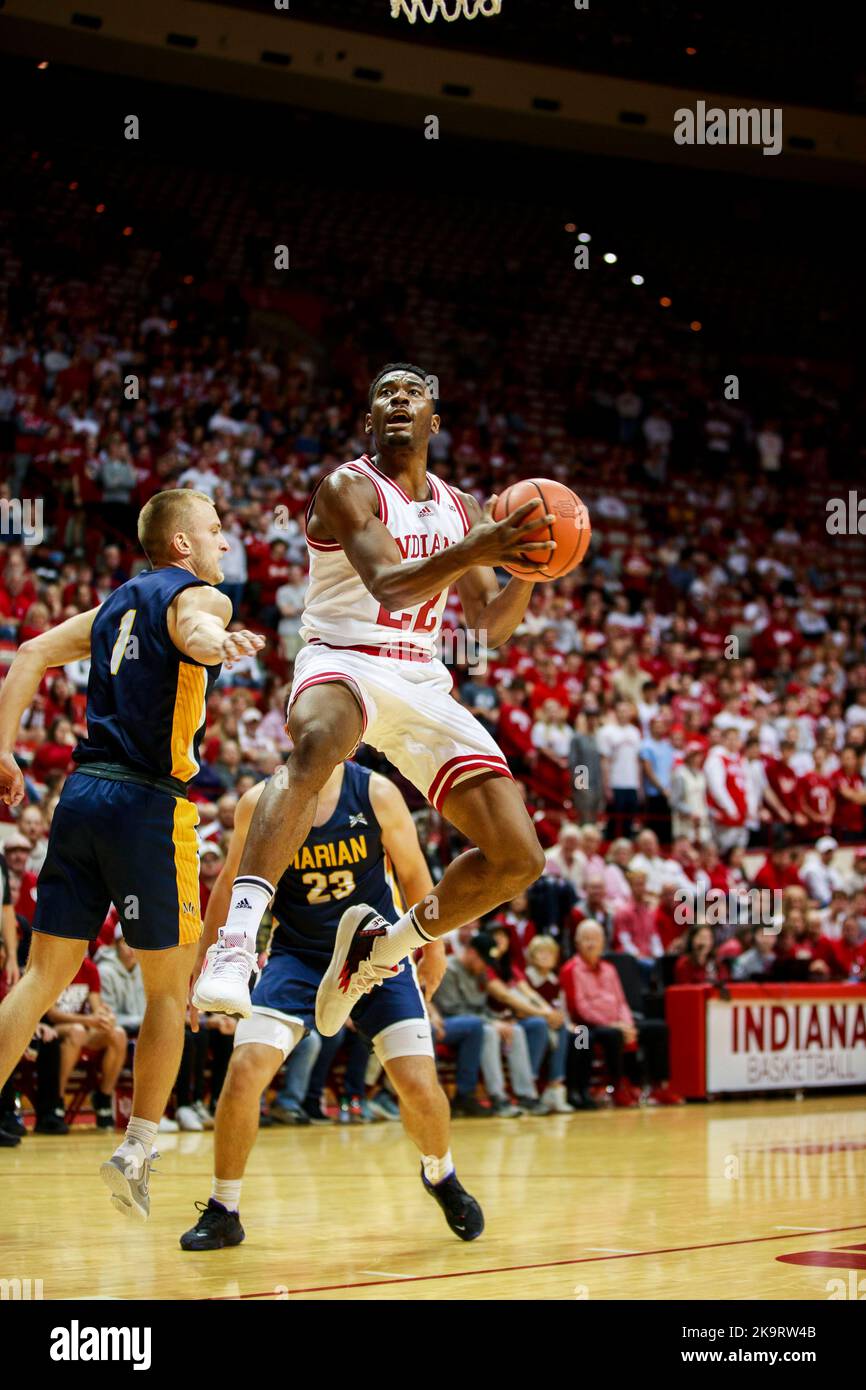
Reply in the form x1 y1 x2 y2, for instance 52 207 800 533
194 363 555 1031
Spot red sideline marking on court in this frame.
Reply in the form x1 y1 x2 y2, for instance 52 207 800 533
206 1221 866 1298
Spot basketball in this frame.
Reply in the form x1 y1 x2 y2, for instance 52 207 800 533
492 479 591 581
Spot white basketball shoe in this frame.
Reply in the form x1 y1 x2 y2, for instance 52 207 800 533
100 1141 157 1221
192 928 256 1018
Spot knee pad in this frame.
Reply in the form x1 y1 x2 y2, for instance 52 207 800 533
373 1018 434 1064
234 1008 306 1062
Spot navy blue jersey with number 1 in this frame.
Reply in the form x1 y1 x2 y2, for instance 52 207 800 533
33 566 222 951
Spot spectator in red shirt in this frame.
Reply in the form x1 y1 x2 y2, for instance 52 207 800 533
698 841 730 896
764 736 806 831
613 867 664 976
717 923 755 967
673 924 726 984
527 656 571 715
831 745 866 843
561 919 682 1108
495 678 535 775
655 881 686 953
490 892 538 973
829 915 866 980
799 745 836 841
0 569 37 638
795 909 838 977
30 716 77 782
198 843 223 918
2 832 33 917
753 845 802 895
45 958 128 1128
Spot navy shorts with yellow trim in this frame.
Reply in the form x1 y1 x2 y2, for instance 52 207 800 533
32 771 202 950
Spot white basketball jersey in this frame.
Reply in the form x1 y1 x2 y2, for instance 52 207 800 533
300 454 471 659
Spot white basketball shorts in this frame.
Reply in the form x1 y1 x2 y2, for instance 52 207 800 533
288 642 513 811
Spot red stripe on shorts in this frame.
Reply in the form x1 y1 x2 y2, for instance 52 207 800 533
429 754 513 812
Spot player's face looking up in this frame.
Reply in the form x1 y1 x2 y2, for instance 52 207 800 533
171 499 229 585
366 371 440 453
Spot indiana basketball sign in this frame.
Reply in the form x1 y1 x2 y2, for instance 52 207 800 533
707 996 866 1092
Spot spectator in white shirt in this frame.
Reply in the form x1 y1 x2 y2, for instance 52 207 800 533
756 420 784 472
531 699 572 766
802 837 845 908
629 828 688 895
543 822 585 896
844 689 866 729
178 461 222 497
670 742 711 844
743 736 770 841
216 511 248 616
276 564 308 661
598 702 642 839
603 837 637 908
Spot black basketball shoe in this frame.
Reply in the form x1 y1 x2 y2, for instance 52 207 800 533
421 1167 485 1241
180 1199 245 1251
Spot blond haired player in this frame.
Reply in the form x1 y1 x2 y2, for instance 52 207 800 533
0 490 263 1220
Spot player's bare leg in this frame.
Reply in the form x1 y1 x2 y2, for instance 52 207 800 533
386 1054 449 1157
100 941 198 1222
180 1038 294 1250
424 774 546 932
0 934 86 1091
240 684 363 886
193 684 363 1015
213 1043 282 1180
317 775 545 1034
133 942 199 1120
386 1052 484 1240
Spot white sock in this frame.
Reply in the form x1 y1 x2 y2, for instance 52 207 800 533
421 1150 454 1186
223 876 274 953
211 1177 242 1213
121 1117 158 1153
371 905 436 969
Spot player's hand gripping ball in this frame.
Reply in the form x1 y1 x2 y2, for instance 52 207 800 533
492 479 591 581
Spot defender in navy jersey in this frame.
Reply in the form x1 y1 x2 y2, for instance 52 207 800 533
180 760 484 1249
0 489 264 1223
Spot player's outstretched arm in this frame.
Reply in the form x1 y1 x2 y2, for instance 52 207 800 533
315 470 552 614
168 586 265 668
455 492 537 647
0 605 99 805
369 772 445 998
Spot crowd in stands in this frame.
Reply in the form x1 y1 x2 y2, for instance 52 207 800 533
1 105 866 1137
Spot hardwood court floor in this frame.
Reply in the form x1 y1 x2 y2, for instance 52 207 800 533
2 1094 864 1301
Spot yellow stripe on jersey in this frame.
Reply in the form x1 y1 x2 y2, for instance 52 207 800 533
170 662 207 780
384 850 405 915
172 797 202 945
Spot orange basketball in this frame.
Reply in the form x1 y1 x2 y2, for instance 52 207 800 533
492 479 591 581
